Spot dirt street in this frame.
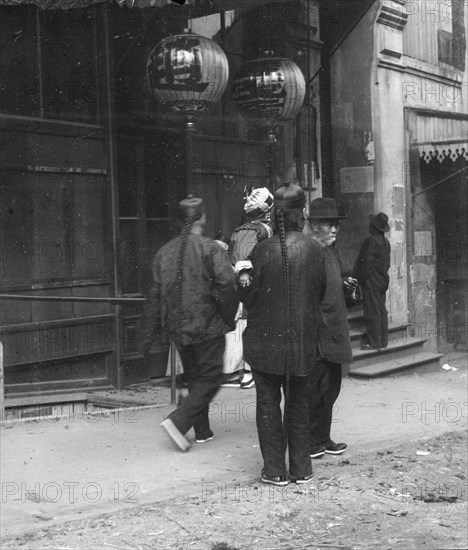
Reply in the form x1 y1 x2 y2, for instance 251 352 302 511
3 430 467 550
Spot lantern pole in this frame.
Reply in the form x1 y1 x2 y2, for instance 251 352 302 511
267 129 278 190
185 118 196 195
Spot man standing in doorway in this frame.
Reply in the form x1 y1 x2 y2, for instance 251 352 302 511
353 212 391 351
305 198 355 458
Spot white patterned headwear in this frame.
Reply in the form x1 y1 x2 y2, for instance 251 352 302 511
244 187 274 215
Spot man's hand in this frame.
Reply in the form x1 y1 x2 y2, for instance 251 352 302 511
343 277 358 290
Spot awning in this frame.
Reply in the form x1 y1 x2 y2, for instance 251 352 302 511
416 141 468 163
410 112 468 163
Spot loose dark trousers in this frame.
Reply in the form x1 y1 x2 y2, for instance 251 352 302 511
168 335 225 440
309 359 342 448
252 369 312 479
362 286 388 349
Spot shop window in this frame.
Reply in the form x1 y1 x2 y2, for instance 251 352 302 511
438 0 466 70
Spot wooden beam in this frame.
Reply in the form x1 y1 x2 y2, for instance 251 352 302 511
0 294 145 304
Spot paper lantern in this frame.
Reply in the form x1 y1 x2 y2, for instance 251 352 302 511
146 32 229 114
232 57 306 127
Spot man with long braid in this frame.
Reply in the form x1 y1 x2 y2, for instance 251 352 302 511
148 196 239 452
239 179 326 486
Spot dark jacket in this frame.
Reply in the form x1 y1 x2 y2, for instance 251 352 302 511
313 241 353 365
229 221 273 267
353 233 391 292
147 234 239 347
239 231 326 377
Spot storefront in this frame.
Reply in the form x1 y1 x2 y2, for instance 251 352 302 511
0 0 322 397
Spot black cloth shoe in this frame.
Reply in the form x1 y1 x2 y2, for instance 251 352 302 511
325 442 347 455
310 446 326 459
221 376 240 387
261 471 290 487
291 473 314 484
195 430 214 444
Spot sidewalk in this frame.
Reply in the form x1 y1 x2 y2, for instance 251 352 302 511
1 353 466 539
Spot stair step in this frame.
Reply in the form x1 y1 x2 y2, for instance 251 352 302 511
347 309 364 329
350 336 426 367
348 351 443 378
349 323 409 346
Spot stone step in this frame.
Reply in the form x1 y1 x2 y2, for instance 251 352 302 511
349 323 410 348
347 309 364 330
348 350 444 379
349 336 426 368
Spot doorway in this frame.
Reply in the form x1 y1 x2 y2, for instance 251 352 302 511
420 155 468 350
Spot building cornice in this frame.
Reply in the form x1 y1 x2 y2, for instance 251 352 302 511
376 0 408 31
378 57 464 88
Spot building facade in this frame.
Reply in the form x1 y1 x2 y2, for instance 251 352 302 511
1 0 466 400
0 0 322 398
325 0 467 352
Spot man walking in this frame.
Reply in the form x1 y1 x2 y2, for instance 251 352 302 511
305 198 354 458
147 196 239 451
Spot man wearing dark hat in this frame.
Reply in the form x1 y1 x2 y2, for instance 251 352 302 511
353 212 391 351
305 198 355 458
239 179 326 486
147 197 239 451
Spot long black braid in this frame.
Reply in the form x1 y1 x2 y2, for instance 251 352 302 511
276 208 291 438
175 218 193 344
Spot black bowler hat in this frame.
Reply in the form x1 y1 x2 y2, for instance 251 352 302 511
274 181 306 210
369 212 390 232
308 197 346 220
178 196 205 222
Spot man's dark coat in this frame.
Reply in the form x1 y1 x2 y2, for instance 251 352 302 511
353 233 391 292
240 231 326 377
148 234 239 347
316 243 353 365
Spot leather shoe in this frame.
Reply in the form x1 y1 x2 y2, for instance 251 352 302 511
325 442 347 455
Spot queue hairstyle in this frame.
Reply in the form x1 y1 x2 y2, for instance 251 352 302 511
274 206 304 388
175 204 204 342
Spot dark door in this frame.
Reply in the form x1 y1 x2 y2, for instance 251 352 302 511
116 133 181 384
434 156 468 349
192 136 269 240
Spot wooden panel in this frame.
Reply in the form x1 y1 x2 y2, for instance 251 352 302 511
5 354 113 397
0 6 39 117
40 7 99 123
25 133 106 170
2 315 115 367
0 130 27 165
30 287 73 322
0 170 34 287
70 173 110 280
0 296 31 325
72 284 112 318
29 172 71 283
119 220 139 295
403 5 438 64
